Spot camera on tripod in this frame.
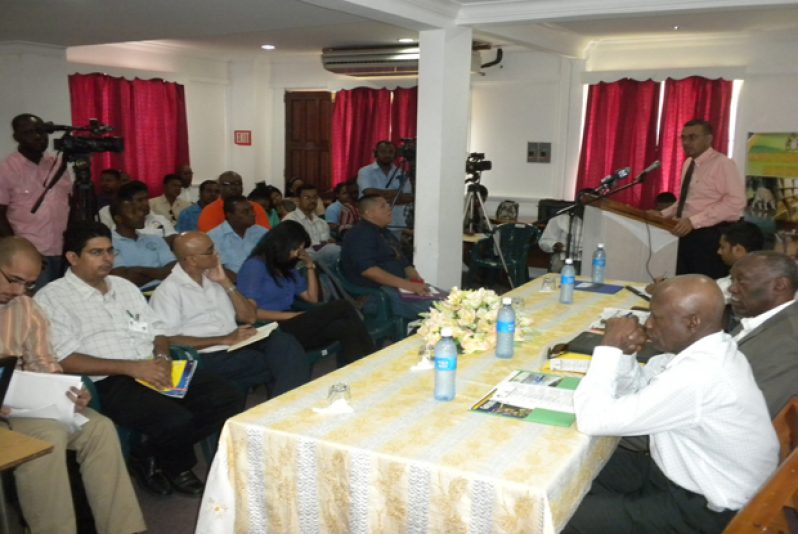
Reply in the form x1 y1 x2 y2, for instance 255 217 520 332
398 137 416 162
46 119 124 155
465 152 492 181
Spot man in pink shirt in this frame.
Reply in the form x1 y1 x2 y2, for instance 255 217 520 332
0 113 72 287
654 119 745 278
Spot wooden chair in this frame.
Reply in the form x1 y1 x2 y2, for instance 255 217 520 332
723 397 798 533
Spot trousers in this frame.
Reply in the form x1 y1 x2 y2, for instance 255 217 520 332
10 409 146 534
278 299 375 366
563 448 735 533
94 369 244 475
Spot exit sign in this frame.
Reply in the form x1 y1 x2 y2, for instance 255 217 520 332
234 130 252 145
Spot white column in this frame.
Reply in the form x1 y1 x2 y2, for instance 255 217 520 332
227 59 272 192
0 43 70 158
414 26 472 289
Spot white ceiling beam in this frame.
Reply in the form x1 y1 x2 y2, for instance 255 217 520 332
475 23 588 58
300 0 458 31
456 0 798 25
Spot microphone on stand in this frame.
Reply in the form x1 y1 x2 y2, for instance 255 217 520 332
634 160 661 182
598 166 631 189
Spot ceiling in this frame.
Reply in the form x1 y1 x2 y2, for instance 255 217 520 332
4 0 798 60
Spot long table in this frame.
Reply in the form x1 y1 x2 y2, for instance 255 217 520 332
196 278 649 534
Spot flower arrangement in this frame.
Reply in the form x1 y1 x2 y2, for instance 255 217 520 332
417 287 533 354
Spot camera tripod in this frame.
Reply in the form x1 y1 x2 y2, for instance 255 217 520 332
463 181 514 288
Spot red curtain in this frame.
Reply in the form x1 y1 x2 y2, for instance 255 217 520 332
330 87 392 186
576 79 661 207
390 86 418 146
657 76 733 203
68 73 190 196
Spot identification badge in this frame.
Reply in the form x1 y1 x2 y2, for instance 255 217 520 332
128 318 150 334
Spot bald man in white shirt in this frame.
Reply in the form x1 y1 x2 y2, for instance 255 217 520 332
565 275 778 533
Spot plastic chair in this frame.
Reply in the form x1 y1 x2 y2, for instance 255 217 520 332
330 259 403 344
468 223 540 288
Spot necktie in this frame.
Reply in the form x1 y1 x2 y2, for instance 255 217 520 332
675 160 695 218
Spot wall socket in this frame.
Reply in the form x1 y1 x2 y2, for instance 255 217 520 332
527 142 552 163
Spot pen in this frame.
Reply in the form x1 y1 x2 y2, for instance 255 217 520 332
624 285 651 302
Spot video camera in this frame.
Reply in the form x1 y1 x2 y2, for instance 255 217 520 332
398 137 415 161
466 152 492 174
45 119 124 155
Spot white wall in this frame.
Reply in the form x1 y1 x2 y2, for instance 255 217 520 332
469 49 584 218
0 43 71 158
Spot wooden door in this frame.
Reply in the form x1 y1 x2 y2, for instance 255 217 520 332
284 91 332 193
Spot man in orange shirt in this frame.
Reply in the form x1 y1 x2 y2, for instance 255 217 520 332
197 171 271 232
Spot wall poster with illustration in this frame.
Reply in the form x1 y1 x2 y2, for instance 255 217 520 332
745 132 798 253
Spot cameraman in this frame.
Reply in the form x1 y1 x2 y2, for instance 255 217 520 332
0 114 72 288
357 140 413 237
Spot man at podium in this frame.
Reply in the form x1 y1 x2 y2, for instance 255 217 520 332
652 119 746 278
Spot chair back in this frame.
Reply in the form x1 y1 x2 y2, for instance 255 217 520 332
774 396 798 462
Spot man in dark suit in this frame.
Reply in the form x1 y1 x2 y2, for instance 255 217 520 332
730 251 798 418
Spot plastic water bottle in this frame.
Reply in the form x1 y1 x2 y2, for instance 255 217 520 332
560 258 575 304
496 297 515 359
434 327 458 401
591 243 606 284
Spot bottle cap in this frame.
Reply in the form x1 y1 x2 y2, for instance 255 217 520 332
502 297 512 305
441 327 453 337
597 243 604 248
565 258 573 264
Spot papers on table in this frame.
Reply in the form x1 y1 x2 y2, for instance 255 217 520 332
471 370 581 427
548 357 591 373
227 322 279 352
5 371 88 431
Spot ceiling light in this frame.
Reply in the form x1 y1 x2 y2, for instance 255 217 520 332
261 44 276 50
398 38 415 44
672 25 679 31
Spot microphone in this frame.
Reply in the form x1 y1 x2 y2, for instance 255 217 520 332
634 160 661 182
599 166 631 188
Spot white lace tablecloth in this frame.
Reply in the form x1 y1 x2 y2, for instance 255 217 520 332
197 279 645 533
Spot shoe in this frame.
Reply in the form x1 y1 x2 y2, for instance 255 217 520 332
164 469 204 496
129 456 172 496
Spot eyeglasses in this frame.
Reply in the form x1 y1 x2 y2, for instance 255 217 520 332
0 268 37 292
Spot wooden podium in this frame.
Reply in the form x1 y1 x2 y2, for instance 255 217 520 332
582 199 678 283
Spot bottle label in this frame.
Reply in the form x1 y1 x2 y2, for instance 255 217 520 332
561 274 575 285
435 356 457 371
593 259 605 267
497 320 515 333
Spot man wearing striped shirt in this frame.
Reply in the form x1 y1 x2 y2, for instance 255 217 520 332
0 236 145 534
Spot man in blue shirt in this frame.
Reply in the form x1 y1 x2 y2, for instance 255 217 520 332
341 194 431 320
207 195 267 273
356 141 413 234
110 198 176 287
176 180 220 232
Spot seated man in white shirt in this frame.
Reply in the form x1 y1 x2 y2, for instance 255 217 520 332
565 275 778 533
110 197 176 287
34 223 244 497
99 181 177 245
729 251 798 418
538 189 597 272
149 231 310 397
283 184 340 269
149 173 191 225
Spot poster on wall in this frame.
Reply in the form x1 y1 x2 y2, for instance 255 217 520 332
745 132 798 243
